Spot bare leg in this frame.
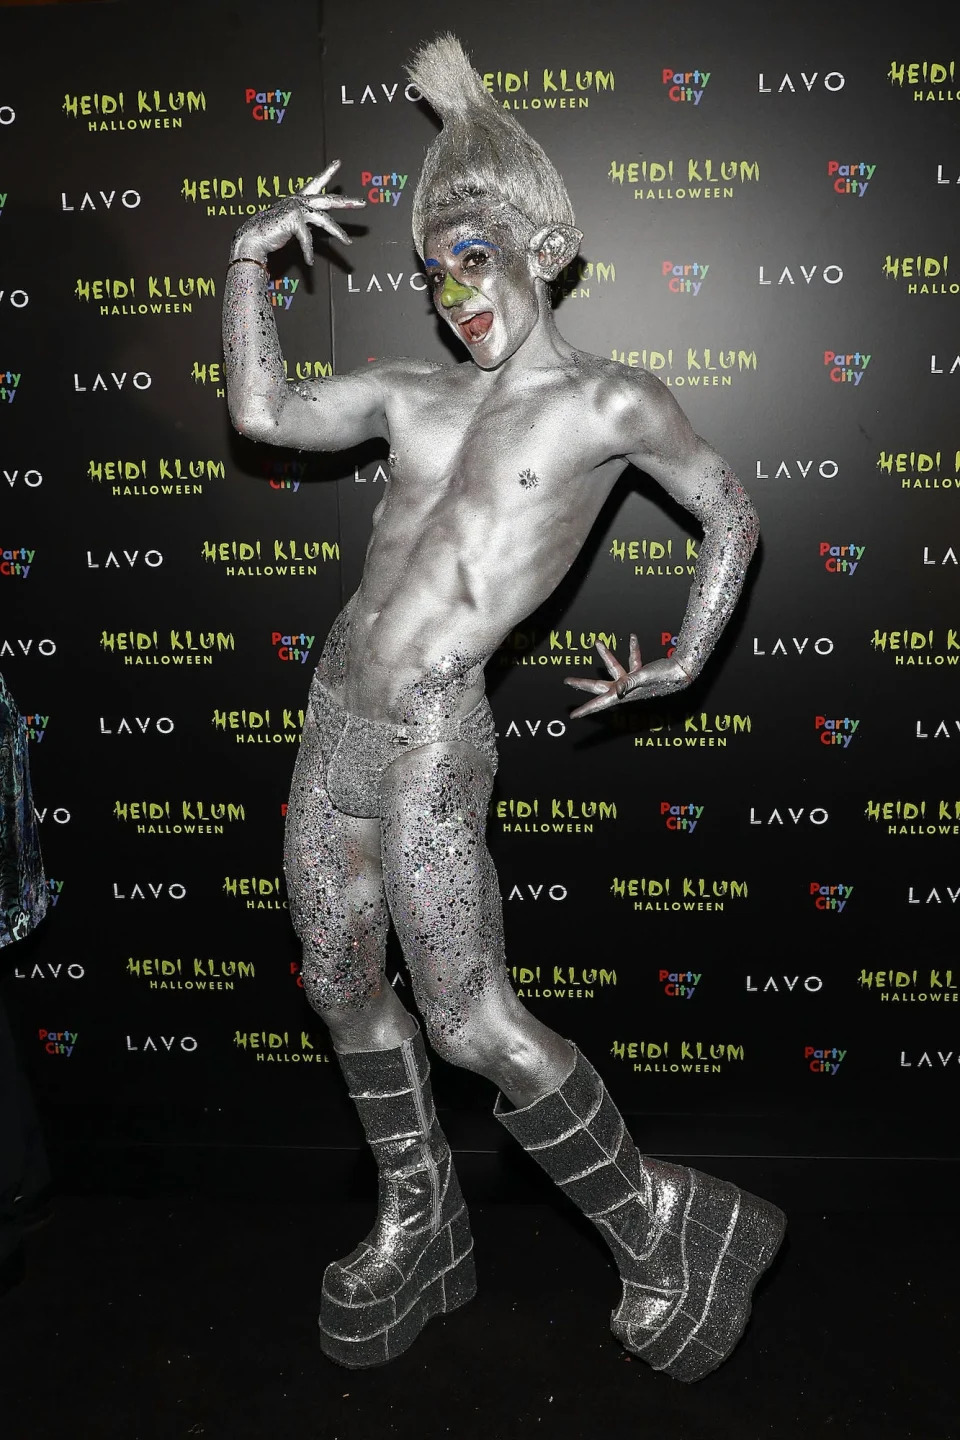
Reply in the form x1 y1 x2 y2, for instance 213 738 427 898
379 739 573 1108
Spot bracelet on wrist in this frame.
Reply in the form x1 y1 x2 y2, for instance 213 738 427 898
227 256 270 275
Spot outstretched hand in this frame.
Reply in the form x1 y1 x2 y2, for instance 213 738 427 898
230 161 365 266
565 636 690 718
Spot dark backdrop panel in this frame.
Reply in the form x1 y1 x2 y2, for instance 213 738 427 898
2 0 959 1176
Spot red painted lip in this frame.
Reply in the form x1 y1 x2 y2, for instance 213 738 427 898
458 311 494 344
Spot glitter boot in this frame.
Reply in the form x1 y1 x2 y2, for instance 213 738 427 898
320 1025 476 1367
494 1047 785 1382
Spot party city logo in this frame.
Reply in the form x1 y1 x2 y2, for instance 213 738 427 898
612 347 758 388
233 1030 329 1063
223 875 288 910
815 715 859 747
511 965 616 1002
495 626 618 669
24 713 48 743
63 90 207 131
89 456 223 500
878 447 960 491
871 629 960 665
39 1028 77 1057
824 350 870 384
245 88 291 123
888 59 959 102
272 631 314 664
76 275 215 318
828 161 876 197
882 254 956 297
610 537 698 576
202 538 339 577
865 798 960 836
0 546 34 578
820 541 864 575
266 277 300 310
860 968 958 1003
46 878 63 906
262 458 308 491
482 66 615 110
612 876 748 913
609 157 759 201
660 969 701 998
662 69 710 104
810 881 853 913
181 174 313 219
612 1039 745 1075
805 1045 845 1075
493 797 617 835
661 802 703 834
127 956 255 991
212 710 304 745
662 261 709 295
1 370 21 404
361 170 407 206
100 630 236 666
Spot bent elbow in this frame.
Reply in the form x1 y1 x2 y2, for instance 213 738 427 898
230 408 278 445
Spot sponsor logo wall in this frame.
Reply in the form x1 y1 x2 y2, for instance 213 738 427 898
0 0 957 1166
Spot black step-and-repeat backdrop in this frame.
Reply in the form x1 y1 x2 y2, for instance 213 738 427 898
2 0 959 1169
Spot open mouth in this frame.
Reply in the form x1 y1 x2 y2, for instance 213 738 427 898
457 311 494 344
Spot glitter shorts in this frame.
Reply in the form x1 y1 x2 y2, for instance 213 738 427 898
307 675 498 820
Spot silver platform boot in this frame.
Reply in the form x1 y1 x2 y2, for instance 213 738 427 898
320 1024 476 1367
495 1047 785 1382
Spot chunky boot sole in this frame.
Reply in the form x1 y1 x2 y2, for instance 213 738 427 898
319 1206 476 1368
611 1173 786 1383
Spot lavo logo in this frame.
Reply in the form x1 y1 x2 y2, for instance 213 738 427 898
900 1049 960 1067
112 881 187 900
0 288 28 307
339 80 423 105
759 264 842 286
347 270 426 294
87 549 163 569
15 960 84 982
3 468 44 488
0 638 56 658
758 71 845 93
500 719 567 739
749 806 829 825
99 716 174 736
74 370 151 392
747 975 822 993
125 1035 198 1053
506 882 568 901
754 458 839 481
0 106 15 125
62 188 141 213
753 635 834 656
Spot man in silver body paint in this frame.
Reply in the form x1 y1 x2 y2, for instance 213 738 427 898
223 35 784 1382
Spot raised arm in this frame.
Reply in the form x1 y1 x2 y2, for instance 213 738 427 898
222 162 388 451
567 373 759 717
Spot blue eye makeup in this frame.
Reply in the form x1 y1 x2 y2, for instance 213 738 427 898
452 237 499 256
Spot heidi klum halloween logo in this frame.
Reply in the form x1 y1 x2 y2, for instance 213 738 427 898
181 173 313 219
202 538 339 577
492 797 617 835
888 58 959 103
612 1039 746 1075
859 969 958 1004
871 629 960 666
64 89 207 132
88 456 224 499
483 65 615 110
113 799 246 836
222 876 287 909
495 627 618 669
865 799 960 837
882 254 957 298
75 274 216 318
609 157 759 202
212 709 305 745
612 876 748 913
233 1030 329 1063
611 347 758 388
878 447 960 491
127 955 256 992
100 630 236 666
610 536 698 576
511 965 617 1002
620 708 753 749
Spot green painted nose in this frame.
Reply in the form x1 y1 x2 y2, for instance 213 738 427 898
439 274 479 309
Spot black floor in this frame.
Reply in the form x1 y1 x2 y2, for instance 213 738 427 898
1 1179 957 1440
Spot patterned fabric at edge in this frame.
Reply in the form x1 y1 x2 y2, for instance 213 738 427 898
0 672 47 948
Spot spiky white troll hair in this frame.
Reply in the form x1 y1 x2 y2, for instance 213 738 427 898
407 33 576 256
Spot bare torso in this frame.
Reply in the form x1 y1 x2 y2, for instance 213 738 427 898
344 352 629 723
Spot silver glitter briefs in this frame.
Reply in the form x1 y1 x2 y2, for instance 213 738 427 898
495 1048 786 1382
308 672 497 821
320 1027 476 1367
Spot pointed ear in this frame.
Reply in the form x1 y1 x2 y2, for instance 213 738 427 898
528 224 583 281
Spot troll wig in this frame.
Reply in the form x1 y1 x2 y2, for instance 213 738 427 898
407 34 576 257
